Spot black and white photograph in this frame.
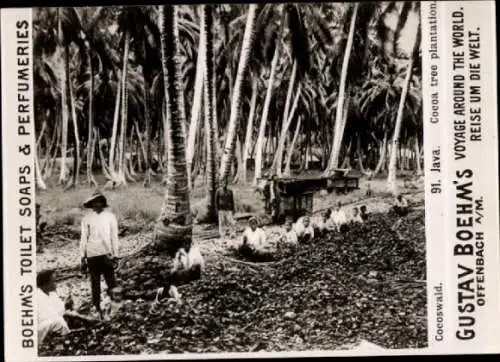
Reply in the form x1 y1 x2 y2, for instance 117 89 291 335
31 2 427 356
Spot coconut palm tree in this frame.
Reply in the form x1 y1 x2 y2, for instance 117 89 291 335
387 2 421 194
218 4 259 185
201 4 218 223
156 5 192 252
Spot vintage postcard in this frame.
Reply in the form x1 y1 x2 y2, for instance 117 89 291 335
2 1 499 360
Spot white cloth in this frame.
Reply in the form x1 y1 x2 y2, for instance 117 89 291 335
173 245 204 272
316 217 336 231
331 209 347 229
37 289 70 343
80 209 119 258
294 218 315 238
282 229 298 244
243 227 267 249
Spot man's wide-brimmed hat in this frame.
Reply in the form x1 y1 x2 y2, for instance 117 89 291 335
83 190 108 208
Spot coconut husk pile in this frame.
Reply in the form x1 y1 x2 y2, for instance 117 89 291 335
40 210 427 356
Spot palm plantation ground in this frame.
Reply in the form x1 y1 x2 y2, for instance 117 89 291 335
35 3 426 355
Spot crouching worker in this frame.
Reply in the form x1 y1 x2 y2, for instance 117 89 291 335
280 217 298 245
153 240 205 302
239 217 274 261
393 194 409 216
294 215 315 244
315 209 335 237
37 270 99 344
351 207 364 224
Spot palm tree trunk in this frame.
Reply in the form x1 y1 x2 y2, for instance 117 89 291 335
272 59 297 169
69 77 81 187
284 115 302 176
202 4 218 223
233 135 243 182
86 49 96 185
142 41 153 187
58 32 69 185
275 84 301 176
242 76 257 184
157 5 192 251
415 137 422 175
109 77 121 173
186 18 205 190
254 8 284 185
219 4 258 185
324 3 359 175
35 141 47 190
117 31 130 186
387 26 420 194
356 135 372 177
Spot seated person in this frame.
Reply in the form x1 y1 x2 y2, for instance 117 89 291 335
360 205 369 221
37 270 98 344
351 207 364 224
100 287 125 321
280 217 298 245
331 202 348 232
393 194 409 216
294 215 315 243
150 240 204 302
239 217 274 261
315 209 336 236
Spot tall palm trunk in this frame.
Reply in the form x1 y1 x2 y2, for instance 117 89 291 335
284 115 302 176
324 3 358 175
69 78 81 187
86 48 96 185
202 4 218 223
242 77 257 184
275 84 301 176
415 137 422 175
58 15 69 185
254 6 284 185
356 135 373 177
272 59 297 169
387 25 421 194
35 142 47 190
186 16 206 190
218 4 258 184
156 5 192 251
108 77 121 173
143 40 154 187
117 31 130 186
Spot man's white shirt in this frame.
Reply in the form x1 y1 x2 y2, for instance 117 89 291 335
80 209 119 258
37 289 70 342
331 209 347 227
294 218 315 238
243 227 267 249
282 229 298 244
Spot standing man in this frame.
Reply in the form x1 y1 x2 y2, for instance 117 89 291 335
80 191 120 319
215 179 236 238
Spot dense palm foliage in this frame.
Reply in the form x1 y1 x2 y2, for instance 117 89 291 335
34 3 422 199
